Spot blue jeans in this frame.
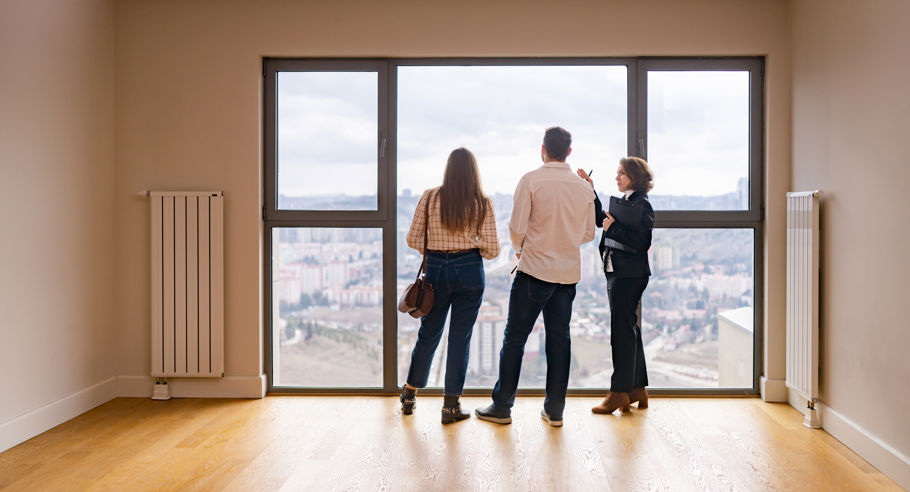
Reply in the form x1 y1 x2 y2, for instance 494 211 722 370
405 250 484 395
492 272 576 418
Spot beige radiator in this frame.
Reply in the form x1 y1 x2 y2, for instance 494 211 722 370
785 190 821 427
147 191 224 379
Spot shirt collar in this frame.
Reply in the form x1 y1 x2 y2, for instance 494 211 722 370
541 160 570 170
623 190 634 199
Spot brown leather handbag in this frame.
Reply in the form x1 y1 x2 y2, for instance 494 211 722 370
397 194 435 318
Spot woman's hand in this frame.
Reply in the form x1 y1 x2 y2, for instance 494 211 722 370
602 213 615 230
576 169 594 188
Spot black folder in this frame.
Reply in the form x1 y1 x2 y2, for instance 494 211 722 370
603 196 642 254
608 195 642 227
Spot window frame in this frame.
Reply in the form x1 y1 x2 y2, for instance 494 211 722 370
263 59 398 393
263 59 392 223
638 57 765 222
263 56 764 396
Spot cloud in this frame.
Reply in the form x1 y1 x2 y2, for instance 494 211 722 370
276 65 752 199
648 71 750 196
397 65 628 194
278 72 378 166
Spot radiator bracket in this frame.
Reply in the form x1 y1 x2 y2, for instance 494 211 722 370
152 378 171 401
804 398 820 428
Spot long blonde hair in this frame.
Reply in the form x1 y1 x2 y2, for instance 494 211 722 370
438 147 488 234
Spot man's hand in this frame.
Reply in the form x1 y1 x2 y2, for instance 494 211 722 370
576 168 594 188
602 213 615 230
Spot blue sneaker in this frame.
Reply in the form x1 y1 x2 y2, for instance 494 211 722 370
540 409 563 427
475 404 512 424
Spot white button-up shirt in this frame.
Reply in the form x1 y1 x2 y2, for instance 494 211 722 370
510 161 596 284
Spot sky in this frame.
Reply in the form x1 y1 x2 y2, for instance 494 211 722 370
277 66 749 200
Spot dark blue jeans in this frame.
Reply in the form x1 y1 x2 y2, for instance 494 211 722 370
492 271 576 418
405 250 484 395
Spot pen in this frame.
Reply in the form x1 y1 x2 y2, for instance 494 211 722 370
588 169 594 177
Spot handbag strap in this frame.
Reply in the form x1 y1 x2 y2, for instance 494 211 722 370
416 190 432 280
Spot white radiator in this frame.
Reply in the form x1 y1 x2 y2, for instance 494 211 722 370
785 190 821 427
148 191 224 378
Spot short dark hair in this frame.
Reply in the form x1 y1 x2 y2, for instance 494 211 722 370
543 127 572 161
620 156 654 193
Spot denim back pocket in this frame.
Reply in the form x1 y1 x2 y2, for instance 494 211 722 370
453 259 484 292
424 262 443 287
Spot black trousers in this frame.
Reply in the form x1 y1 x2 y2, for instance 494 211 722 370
606 274 649 393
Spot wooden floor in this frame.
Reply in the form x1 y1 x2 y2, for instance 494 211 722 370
0 396 900 491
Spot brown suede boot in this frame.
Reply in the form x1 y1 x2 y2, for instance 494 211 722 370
592 392 631 414
630 387 648 409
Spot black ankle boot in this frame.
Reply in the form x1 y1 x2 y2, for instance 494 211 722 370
400 386 416 415
441 395 470 424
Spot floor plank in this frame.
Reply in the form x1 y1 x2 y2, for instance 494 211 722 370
0 397 901 491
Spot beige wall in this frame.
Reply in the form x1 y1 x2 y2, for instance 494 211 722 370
2 0 905 482
0 0 115 433
791 0 910 473
113 0 792 393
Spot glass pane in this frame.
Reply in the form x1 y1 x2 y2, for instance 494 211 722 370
647 71 750 211
272 227 383 387
277 72 378 210
396 65 627 389
641 228 755 388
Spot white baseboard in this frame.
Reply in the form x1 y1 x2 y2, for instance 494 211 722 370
117 374 266 399
818 402 910 490
760 376 788 402
0 377 117 453
786 388 910 490
787 387 806 414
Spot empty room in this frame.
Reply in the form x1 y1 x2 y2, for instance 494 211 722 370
1 0 908 490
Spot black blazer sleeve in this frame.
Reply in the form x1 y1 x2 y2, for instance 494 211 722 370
593 191 607 227
603 193 654 253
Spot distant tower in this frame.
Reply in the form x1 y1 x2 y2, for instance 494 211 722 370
471 302 506 377
737 177 749 209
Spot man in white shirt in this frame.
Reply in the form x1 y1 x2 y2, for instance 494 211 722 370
476 127 595 427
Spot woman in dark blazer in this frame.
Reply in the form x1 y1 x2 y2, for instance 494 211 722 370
577 157 654 415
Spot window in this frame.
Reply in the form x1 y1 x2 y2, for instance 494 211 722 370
396 63 628 389
644 228 755 388
647 71 750 211
265 60 392 391
277 72 379 211
264 57 763 394
634 59 763 391
272 227 383 387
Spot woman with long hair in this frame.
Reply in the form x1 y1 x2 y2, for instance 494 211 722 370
400 147 500 424
578 157 654 415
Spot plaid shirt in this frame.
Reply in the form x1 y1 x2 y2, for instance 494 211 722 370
406 188 500 259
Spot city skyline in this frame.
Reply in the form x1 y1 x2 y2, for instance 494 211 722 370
271 189 755 389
